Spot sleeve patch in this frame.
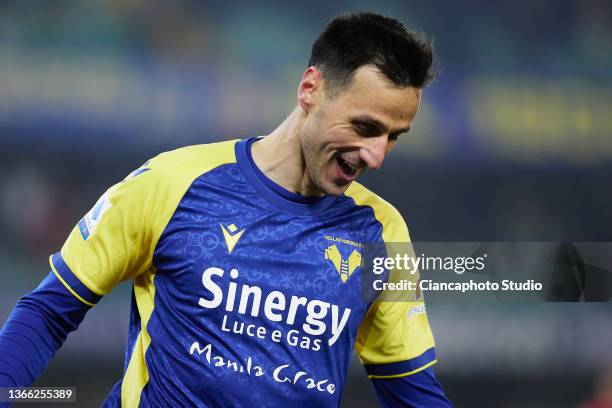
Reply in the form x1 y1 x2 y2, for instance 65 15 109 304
123 167 150 182
78 191 112 240
406 302 427 319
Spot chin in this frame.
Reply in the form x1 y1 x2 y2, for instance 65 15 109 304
320 180 352 196
310 167 354 196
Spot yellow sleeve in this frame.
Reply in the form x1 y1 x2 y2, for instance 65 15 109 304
54 160 162 296
50 140 238 300
346 183 437 379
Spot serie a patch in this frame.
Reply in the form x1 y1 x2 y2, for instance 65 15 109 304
78 191 112 240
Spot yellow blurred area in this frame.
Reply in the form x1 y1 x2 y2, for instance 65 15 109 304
468 78 612 164
393 100 446 159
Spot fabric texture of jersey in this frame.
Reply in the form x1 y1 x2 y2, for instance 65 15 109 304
51 138 437 407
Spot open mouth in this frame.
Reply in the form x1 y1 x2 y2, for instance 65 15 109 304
336 156 357 179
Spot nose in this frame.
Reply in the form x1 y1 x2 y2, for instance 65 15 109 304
359 136 389 170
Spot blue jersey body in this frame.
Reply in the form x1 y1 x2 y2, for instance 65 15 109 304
50 138 437 407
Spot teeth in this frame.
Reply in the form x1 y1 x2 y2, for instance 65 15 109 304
341 157 355 170
338 157 356 176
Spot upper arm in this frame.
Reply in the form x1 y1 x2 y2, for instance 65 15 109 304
356 206 450 405
51 159 165 300
357 205 437 379
356 287 437 379
50 141 240 303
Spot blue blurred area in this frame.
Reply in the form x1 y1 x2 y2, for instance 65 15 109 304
1 1 612 407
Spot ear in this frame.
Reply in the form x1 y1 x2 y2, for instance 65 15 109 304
297 66 322 113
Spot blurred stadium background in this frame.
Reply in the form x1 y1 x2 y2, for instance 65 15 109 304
1 0 611 407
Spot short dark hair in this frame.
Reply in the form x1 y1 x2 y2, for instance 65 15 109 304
308 12 435 96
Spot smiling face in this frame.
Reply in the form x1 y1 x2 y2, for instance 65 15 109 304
299 64 422 196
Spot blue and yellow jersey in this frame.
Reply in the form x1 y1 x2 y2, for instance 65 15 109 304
49 138 437 407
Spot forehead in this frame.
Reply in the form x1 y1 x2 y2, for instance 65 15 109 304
327 65 421 125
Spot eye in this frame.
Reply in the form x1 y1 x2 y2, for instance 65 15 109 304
353 121 380 137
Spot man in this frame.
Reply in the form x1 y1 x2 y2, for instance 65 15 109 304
0 12 452 407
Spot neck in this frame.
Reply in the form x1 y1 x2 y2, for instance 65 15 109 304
251 107 321 196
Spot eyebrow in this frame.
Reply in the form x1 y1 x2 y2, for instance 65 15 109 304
352 114 411 135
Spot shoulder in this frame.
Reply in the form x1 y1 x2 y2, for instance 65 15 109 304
112 139 240 224
148 139 239 177
126 139 239 191
344 181 410 242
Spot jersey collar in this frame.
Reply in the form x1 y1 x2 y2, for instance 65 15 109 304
236 137 338 216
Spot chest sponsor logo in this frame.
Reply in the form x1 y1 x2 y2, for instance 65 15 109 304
198 267 351 349
192 267 349 393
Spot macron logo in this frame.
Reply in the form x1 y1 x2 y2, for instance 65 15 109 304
220 223 245 254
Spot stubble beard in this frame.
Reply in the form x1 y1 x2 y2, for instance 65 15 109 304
299 117 332 197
